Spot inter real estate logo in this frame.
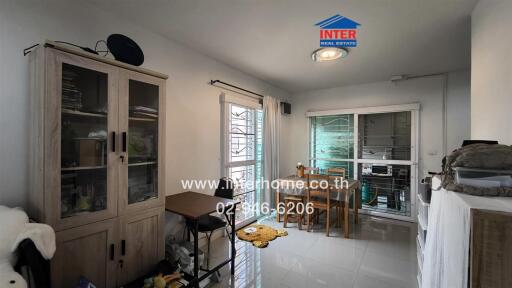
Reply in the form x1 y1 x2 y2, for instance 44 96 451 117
315 14 361 47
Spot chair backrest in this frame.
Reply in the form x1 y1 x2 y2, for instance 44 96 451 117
306 174 331 204
214 178 235 200
327 167 346 178
304 166 320 174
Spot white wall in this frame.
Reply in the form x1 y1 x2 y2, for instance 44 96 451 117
0 0 289 208
280 70 470 178
471 0 512 144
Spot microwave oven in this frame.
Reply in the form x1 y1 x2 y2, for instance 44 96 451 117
362 164 393 176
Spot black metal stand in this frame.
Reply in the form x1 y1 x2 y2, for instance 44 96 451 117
193 220 199 288
186 203 237 288
230 208 236 276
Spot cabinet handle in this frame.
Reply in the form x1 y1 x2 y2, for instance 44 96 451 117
110 244 115 261
111 132 116 152
121 240 126 256
122 132 127 152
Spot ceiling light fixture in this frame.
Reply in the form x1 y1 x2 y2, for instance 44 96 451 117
311 47 348 62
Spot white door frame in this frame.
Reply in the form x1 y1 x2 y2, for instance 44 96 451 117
220 92 262 227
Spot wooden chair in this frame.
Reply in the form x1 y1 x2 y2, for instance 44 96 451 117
327 167 346 178
283 195 304 230
304 166 320 174
327 167 346 227
305 174 341 236
279 166 319 224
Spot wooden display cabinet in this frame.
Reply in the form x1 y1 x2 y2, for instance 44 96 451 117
28 41 168 288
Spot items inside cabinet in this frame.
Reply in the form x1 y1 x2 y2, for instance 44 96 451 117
61 170 107 218
60 63 110 218
127 79 160 204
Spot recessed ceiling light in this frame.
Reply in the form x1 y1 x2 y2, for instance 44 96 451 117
311 47 348 62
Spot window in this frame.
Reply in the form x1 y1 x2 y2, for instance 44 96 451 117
223 101 263 226
358 112 411 161
310 114 354 178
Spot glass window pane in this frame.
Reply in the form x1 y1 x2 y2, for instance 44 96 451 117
229 165 256 225
359 163 411 217
311 114 354 160
234 191 256 224
358 112 411 160
229 104 255 162
60 63 108 218
128 80 159 204
229 165 255 196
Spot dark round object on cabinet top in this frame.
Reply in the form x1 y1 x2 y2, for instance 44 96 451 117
107 34 144 66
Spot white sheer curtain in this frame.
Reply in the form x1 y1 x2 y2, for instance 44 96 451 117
263 96 280 207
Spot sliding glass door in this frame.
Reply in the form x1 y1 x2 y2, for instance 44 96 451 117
357 112 414 219
223 102 263 226
309 106 419 221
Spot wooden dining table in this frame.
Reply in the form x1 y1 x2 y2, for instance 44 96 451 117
275 175 360 238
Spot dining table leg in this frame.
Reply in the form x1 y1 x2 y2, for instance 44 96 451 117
193 219 199 288
344 189 350 238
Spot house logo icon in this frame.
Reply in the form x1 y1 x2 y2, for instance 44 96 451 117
315 14 361 47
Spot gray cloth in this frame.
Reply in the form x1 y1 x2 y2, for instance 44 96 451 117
452 144 512 169
442 144 512 196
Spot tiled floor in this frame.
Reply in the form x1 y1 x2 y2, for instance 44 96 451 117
205 214 418 288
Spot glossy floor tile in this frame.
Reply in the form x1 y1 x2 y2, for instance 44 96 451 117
205 214 417 288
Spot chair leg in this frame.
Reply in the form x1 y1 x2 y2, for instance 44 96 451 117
336 206 340 227
206 232 212 269
307 210 311 232
340 202 344 227
283 200 288 228
326 208 330 237
298 203 302 230
298 214 301 230
225 227 232 241
276 191 281 222
340 204 343 227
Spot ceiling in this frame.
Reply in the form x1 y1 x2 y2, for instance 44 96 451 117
88 0 477 93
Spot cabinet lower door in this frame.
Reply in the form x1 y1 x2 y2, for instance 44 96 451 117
118 208 165 286
52 219 118 288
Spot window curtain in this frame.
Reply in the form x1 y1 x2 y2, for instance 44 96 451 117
263 96 280 207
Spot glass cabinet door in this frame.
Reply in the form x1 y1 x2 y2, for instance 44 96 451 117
51 51 118 229
119 71 164 213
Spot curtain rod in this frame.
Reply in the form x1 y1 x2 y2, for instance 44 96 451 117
209 80 265 99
